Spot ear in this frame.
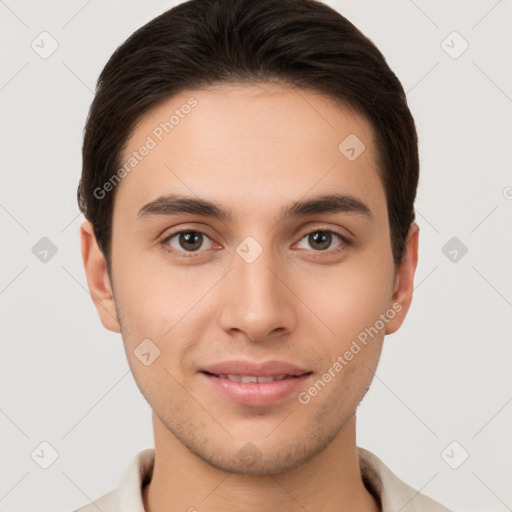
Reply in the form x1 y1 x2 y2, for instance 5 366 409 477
385 222 419 335
80 220 121 333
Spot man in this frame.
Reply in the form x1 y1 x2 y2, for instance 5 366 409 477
76 0 452 510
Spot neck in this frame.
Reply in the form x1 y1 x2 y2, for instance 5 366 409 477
142 412 380 512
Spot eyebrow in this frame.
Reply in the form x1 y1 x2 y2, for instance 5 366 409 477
136 193 374 222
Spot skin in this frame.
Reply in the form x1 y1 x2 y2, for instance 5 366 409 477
81 82 419 512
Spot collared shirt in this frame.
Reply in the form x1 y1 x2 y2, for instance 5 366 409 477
72 447 453 511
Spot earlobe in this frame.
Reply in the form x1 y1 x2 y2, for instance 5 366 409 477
385 222 419 335
80 220 121 333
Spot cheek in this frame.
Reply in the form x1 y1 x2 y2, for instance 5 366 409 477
295 258 394 347
113 240 206 326
112 256 222 373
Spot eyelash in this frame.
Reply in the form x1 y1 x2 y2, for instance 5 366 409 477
159 227 351 259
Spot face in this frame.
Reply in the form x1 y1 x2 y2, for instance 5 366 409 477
81 82 418 475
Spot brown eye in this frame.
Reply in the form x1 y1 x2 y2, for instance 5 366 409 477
309 231 332 250
296 230 347 252
163 231 214 253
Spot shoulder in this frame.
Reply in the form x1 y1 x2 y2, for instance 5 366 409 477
70 448 155 512
357 447 454 512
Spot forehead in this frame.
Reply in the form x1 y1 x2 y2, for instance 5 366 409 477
114 82 385 224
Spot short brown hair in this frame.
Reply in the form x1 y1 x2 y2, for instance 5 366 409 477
78 0 419 273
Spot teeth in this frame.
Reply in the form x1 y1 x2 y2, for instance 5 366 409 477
216 374 289 383
256 376 277 383
239 375 258 383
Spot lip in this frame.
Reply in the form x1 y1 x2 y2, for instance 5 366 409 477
199 360 312 407
201 359 310 377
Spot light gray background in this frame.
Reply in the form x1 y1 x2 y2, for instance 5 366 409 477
1 1 511 511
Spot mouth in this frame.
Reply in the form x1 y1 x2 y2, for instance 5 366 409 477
201 371 310 383
199 361 313 406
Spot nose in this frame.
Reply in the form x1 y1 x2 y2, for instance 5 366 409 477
217 243 297 343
